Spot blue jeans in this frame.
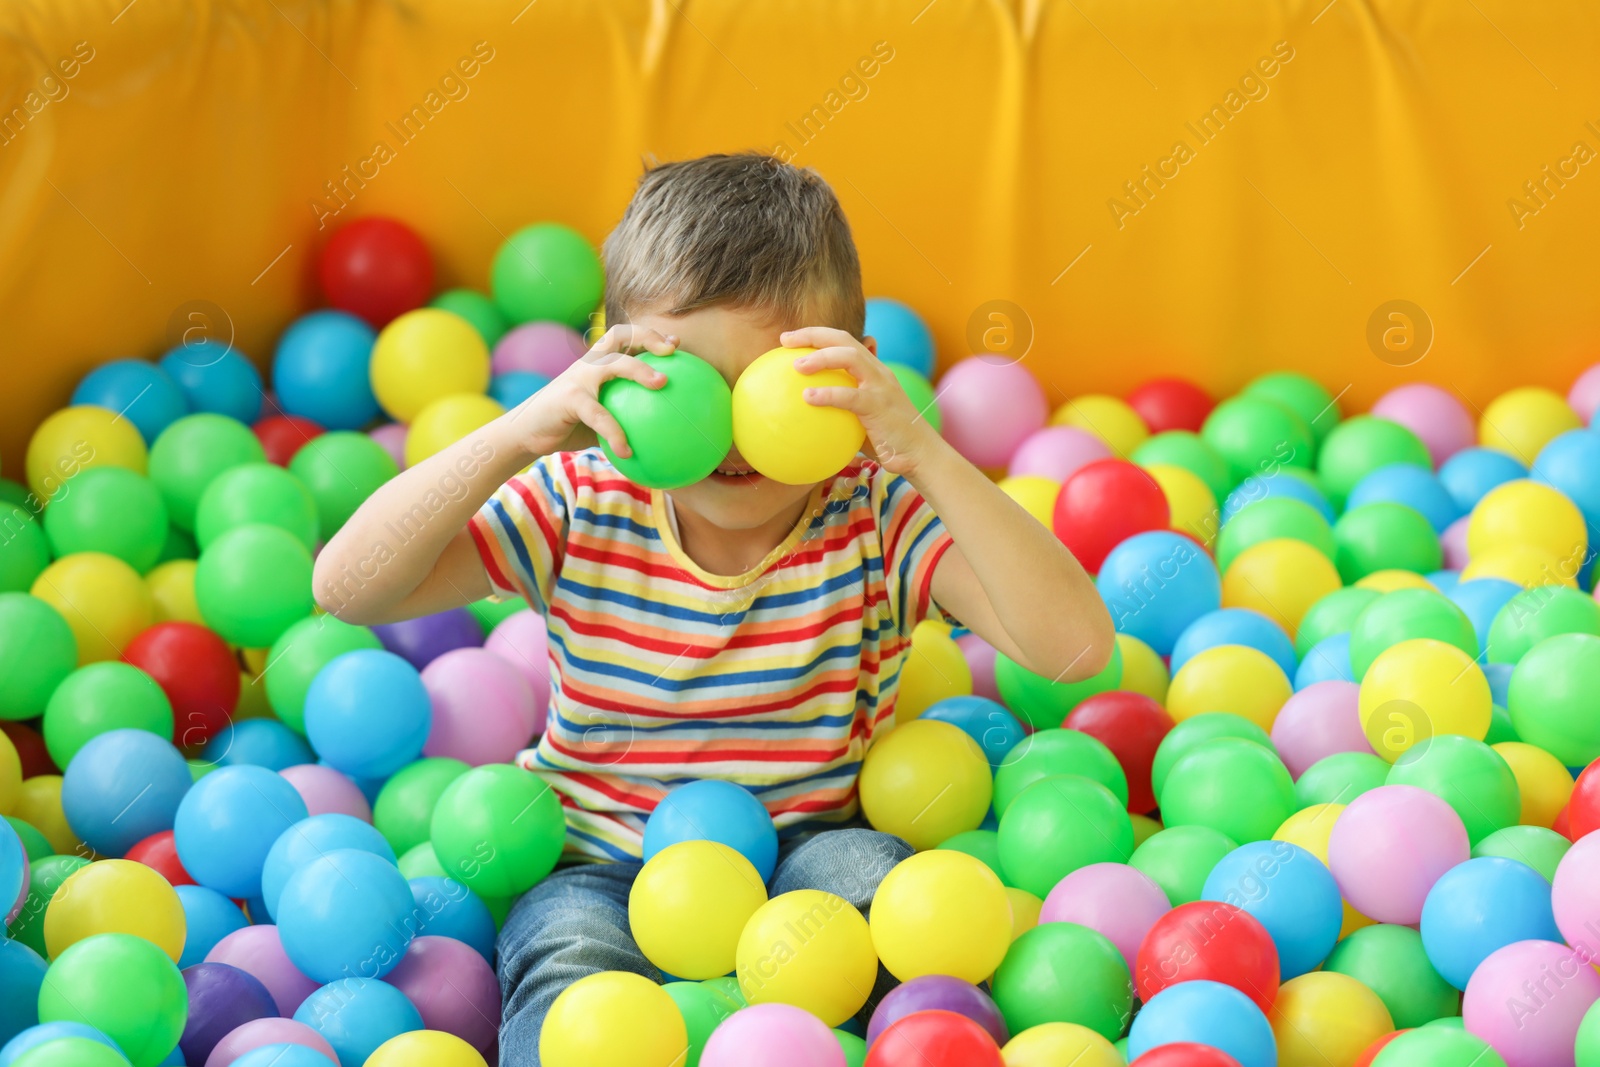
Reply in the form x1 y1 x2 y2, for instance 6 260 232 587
497 827 914 1065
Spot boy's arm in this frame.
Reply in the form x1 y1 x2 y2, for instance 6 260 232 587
313 326 677 625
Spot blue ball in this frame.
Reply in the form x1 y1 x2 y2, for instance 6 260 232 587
1223 470 1335 524
1096 530 1222 656
61 729 192 857
1439 447 1526 513
489 371 552 409
0 1023 121 1067
1348 463 1462 533
864 298 934 378
409 876 497 961
278 849 414 984
1294 632 1353 690
304 650 431 780
293 978 422 1065
173 765 309 899
920 696 1025 768
1170 608 1297 680
1534 429 1600 547
0 825 23 930
272 311 380 431
201 719 315 772
1420 856 1560 989
1428 570 1461 595
174 885 249 969
1127 979 1276 1067
159 1044 185 1065
159 341 264 424
261 814 397 920
642 780 779 881
1202 841 1343 979
1447 578 1522 658
233 1046 335 1067
72 360 189 445
1483 662 1513 708
0 941 47 1048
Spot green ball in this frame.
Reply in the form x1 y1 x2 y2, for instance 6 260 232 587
599 351 733 489
888 364 942 433
431 288 511 348
13 1037 132 1067
1132 431 1232 504
195 463 319 551
5 816 54 860
1160 737 1295 843
147 413 267 531
1324 923 1459 1029
490 223 604 329
466 596 526 636
993 728 1129 815
0 478 30 511
397 841 446 880
996 775 1133 897
1487 585 1600 665
990 921 1132 1040
1371 1028 1504 1067
1150 712 1272 800
663 980 739 1067
1316 415 1431 509
1485 703 1519 745
187 758 214 782
937 829 1011 886
1332 502 1441 582
43 662 174 768
288 431 399 536
1129 825 1238 906
1473 824 1570 882
1200 395 1314 487
702 975 747 1009
0 503 50 593
195 524 314 648
7 854 88 955
1510 632 1600 765
373 756 472 856
156 524 197 564
430 763 566 897
834 1029 867 1067
1577 997 1600 1067
0 593 77 720
994 642 1122 731
43 468 169 572
1295 586 1382 657
1295 751 1391 808
1386 735 1519 844
1243 371 1342 444
37 932 188 1067
1348 588 1478 679
1424 1016 1465 1030
263 615 383 733
1215 497 1335 573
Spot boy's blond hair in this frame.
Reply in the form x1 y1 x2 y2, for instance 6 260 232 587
602 153 865 335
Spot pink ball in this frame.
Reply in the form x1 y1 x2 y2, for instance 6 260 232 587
1464 939 1600 1067
1038 862 1170 970
936 357 1048 469
204 925 320 1017
700 1003 846 1067
1441 515 1471 570
204 1018 339 1067
421 648 537 765
492 322 586 379
957 633 1000 703
1327 784 1470 924
1007 425 1113 483
484 609 551 734
1371 384 1475 467
383 935 501 1052
1551 833 1600 953
1269 681 1372 778
369 422 408 470
1569 363 1600 425
279 763 373 822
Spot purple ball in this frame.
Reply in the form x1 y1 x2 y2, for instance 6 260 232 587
368 423 408 471
491 322 586 379
205 925 320 1017
371 608 483 670
864 975 1008 1048
181 962 280 1065
383 936 502 1052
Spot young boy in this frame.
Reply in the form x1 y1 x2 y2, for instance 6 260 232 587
316 152 1113 1062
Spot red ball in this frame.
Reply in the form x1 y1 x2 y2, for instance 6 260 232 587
1 721 57 778
254 414 324 467
1052 459 1171 573
1556 801 1575 841
1352 1030 1407 1067
125 830 197 886
1132 1044 1243 1067
1065 690 1175 814
318 217 435 327
1128 377 1215 434
1135 900 1280 1012
1567 762 1600 840
123 623 240 747
865 1010 1003 1067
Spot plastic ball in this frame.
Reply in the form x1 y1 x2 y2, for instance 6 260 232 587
629 841 766 980
859 719 991 850
1130 1046 1245 1067
597 350 734 489
1420 856 1559 992
419 647 535 766
697 1003 845 1067
490 223 603 329
205 1019 338 1067
934 358 1047 469
292 977 422 1067
177 962 277 1065
404 393 505 468
490 369 553 409
125 829 194 885
406 876 496 962
1053 460 1169 574
1127 825 1235 906
1203 841 1342 978
262 616 382 734
1224 468 1335 525
371 609 482 672
365 1030 487 1067
195 464 318 552
1480 385 1582 463
896 620 973 723
1295 587 1380 656
272 311 380 430
864 298 934 378
730 346 865 484
172 884 247 968
276 847 413 984
432 289 510 349
1242 372 1339 443
867 976 1008 1048
1149 712 1271 798
10 1036 132 1067
1127 980 1276 1067
318 217 433 327
1051 394 1149 458
72 360 189 446
158 341 263 424
60 730 189 858
1222 538 1343 638
0 505 49 595
1268 971 1393 1067
145 560 201 625
1009 426 1111 483
483 608 550 709
122 622 238 748
253 414 323 467
26 406 149 502
990 921 1131 1040
1349 589 1478 681
174 765 308 898
1371 383 1476 466
736 890 876 1025
372 758 469 858
1334 503 1442 582
1488 586 1600 666
287 431 399 536
1439 449 1525 517
1160 738 1295 844
1169 609 1294 681
429 764 564 897
195 525 313 648
1510 631 1600 765
1554 834 1600 961
368 422 407 470
368 309 490 423
1166 644 1292 733
1216 497 1335 574
1475 824 1570 883
1388 735 1519 845
0 594 77 721
1350 464 1463 533
1317 415 1429 504
660 981 739 1066
1370 1028 1506 1067
1295 751 1389 808
1327 785 1470 924
1463 938 1600 1067
1201 395 1314 486
862 1009 1002 1067
994 729 1128 816
1134 430 1233 504
491 321 587 379
44 661 174 769
642 779 778 881
1114 633 1170 703
540 971 691 1067
8 855 88 956
1358 638 1491 761
1295 625 1351 688
1472 477 1588 566
1324 923 1459 1028
303 650 430 779
44 468 168 573
1128 377 1215 434
1095 530 1220 656
32 554 155 664
996 775 1133 897
0 1024 127 1067
921 695 1026 769
1270 680 1370 776
260 812 395 920
37 933 186 1067
1063 691 1173 814
870 850 1011 984
997 475 1059 526
1039 862 1169 972
203 925 317 1017
887 364 941 432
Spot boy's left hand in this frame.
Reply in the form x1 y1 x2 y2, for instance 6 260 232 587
783 327 944 478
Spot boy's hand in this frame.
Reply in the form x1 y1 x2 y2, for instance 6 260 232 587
509 325 676 459
783 327 944 477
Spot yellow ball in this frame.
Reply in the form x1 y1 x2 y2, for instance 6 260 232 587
1269 971 1393 1067
1005 887 1042 941
1275 802 1342 860
998 475 1060 526
1221 538 1343 639
1354 569 1437 593
13 776 78 854
736 889 877 1025
731 347 865 485
1051 394 1149 458
1468 480 1587 571
25 406 148 501
859 719 992 850
896 619 973 723
1116 633 1170 704
0 731 20 816
1166 644 1293 732
870 850 1011 984
1358 638 1491 762
539 970 688 1067
1131 812 1163 849
1493 741 1574 828
1001 1022 1123 1067
32 552 155 664
1145 463 1218 542
1461 545 1577 589
405 393 506 468
45 858 186 962
371 309 491 422
1480 386 1581 464
145 560 203 625
628 841 767 980
366 1030 488 1067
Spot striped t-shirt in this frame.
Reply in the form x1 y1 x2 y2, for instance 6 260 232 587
468 448 953 861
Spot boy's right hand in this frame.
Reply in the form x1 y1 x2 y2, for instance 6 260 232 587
508 325 676 459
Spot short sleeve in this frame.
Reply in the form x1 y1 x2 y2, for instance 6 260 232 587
468 454 573 614
873 466 956 636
